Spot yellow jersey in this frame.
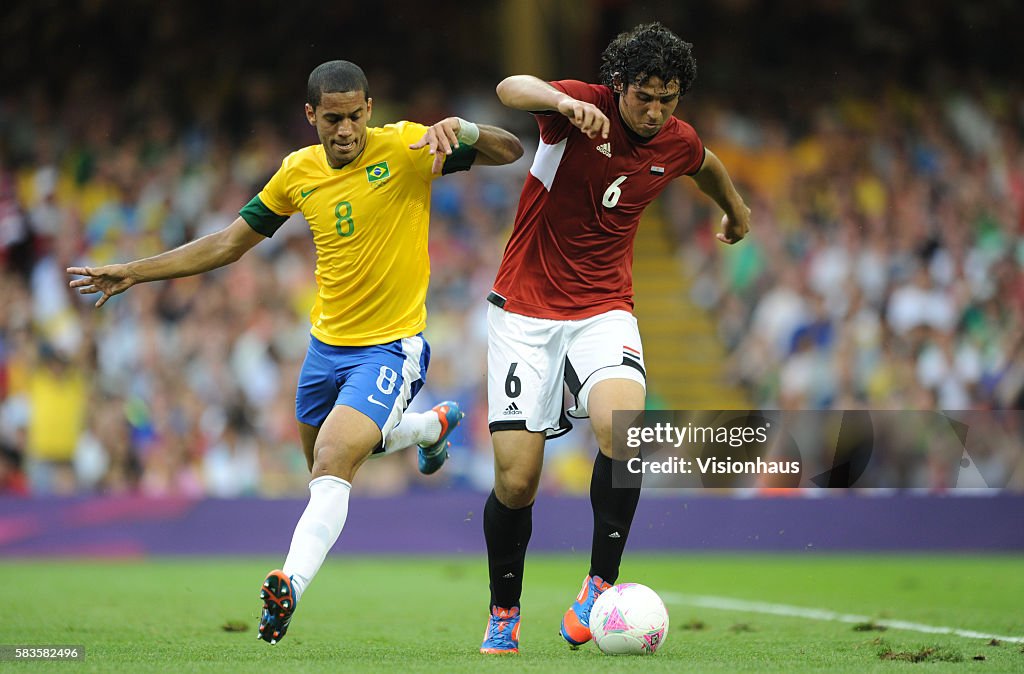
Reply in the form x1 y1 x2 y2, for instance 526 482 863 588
27 366 87 461
240 121 475 346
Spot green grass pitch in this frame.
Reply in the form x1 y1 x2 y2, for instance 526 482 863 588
6 554 1024 672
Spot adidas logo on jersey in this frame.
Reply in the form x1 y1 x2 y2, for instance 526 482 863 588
503 401 522 416
596 142 612 157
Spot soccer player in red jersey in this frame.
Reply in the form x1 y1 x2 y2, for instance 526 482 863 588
479 23 751 653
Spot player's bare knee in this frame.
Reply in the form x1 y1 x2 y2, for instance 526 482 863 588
591 416 616 456
311 444 367 482
495 473 539 508
587 378 645 458
496 486 535 509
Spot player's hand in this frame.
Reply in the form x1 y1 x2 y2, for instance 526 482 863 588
716 207 751 245
67 264 136 307
556 97 609 139
410 117 461 174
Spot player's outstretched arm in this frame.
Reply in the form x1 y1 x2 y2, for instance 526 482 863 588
67 217 266 307
469 124 524 166
691 149 751 245
410 118 523 174
496 75 609 139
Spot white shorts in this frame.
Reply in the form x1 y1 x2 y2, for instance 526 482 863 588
487 302 646 438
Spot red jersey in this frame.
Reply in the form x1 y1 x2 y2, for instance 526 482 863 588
491 80 705 320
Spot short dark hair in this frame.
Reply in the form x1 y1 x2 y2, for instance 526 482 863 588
599 22 697 96
307 60 370 108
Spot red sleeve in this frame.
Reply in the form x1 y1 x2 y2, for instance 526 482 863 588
534 80 608 145
550 79 603 104
675 119 706 176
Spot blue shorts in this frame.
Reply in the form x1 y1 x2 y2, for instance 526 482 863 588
295 333 431 437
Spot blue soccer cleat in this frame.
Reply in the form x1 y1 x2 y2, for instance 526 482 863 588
560 574 611 647
417 401 464 475
257 569 297 645
480 605 520 654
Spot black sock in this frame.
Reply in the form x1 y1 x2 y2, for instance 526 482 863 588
484 489 533 609
589 451 640 584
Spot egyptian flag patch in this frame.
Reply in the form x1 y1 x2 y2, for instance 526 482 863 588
650 165 665 175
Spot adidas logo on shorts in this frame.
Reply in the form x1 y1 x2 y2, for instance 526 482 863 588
503 401 522 416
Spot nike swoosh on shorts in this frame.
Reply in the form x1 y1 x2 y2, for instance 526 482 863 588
367 395 389 409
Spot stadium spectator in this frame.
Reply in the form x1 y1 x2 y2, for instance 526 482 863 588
25 344 87 495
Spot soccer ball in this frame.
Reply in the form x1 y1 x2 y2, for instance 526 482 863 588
590 583 669 655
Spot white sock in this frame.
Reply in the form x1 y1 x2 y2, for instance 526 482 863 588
282 475 351 603
376 411 442 457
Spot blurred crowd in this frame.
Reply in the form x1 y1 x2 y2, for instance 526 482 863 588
2 27 1022 497
675 87 1024 413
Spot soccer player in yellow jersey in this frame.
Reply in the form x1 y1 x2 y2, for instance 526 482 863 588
68 60 523 645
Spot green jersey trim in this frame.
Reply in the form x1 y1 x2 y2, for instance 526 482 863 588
240 195 289 237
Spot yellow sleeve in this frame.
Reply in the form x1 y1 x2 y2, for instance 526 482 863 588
239 157 294 237
395 121 441 181
396 120 477 180
258 157 297 215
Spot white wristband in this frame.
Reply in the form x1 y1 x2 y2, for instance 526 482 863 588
455 118 480 146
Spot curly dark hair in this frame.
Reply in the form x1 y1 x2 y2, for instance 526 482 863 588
599 22 697 96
